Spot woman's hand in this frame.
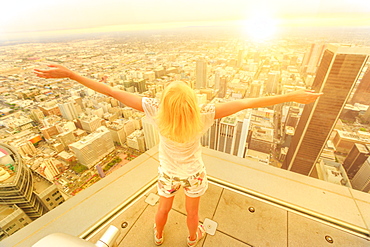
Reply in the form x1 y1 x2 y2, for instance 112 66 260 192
34 64 75 79
287 89 323 104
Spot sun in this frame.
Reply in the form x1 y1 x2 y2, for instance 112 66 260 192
243 11 279 42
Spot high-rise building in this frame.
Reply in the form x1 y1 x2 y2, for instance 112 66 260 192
30 109 45 124
127 130 146 152
0 205 32 241
350 157 370 193
300 43 326 75
42 158 62 180
16 141 38 157
265 71 280 94
69 126 115 168
350 66 370 104
363 105 370 123
332 130 368 154
38 102 61 116
283 44 369 176
218 76 228 98
57 131 76 148
58 101 79 121
203 113 250 158
123 81 135 93
72 96 84 110
0 145 45 220
284 107 300 128
79 115 102 133
57 151 76 164
214 70 221 90
32 171 65 211
201 118 220 150
154 67 165 79
142 116 159 150
40 125 59 140
343 143 370 179
133 79 147 94
315 159 351 187
122 107 134 118
0 143 64 225
106 120 127 146
196 58 207 89
123 120 136 137
237 49 244 68
143 71 156 82
248 125 274 155
62 121 77 132
0 114 34 132
282 126 295 148
197 93 207 105
248 81 263 98
216 117 238 155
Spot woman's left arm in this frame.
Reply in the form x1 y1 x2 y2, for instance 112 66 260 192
214 89 323 119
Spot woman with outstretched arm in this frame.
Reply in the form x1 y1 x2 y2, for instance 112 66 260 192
35 64 322 246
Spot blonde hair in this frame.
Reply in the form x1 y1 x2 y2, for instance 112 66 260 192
156 81 203 143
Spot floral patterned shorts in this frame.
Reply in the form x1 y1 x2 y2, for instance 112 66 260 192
157 169 208 198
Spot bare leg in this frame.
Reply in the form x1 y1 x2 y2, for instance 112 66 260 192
185 195 201 241
155 196 174 238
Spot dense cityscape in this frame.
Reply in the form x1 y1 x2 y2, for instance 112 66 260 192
1 26 370 241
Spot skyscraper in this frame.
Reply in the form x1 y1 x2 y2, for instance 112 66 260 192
214 70 221 90
284 107 300 128
0 144 45 220
363 105 370 123
300 43 326 75
343 143 370 179
42 158 61 180
350 157 370 193
0 205 32 240
79 115 102 133
69 126 115 168
0 143 64 226
106 120 127 146
237 49 244 68
195 58 207 89
350 66 370 104
127 130 146 152
248 80 263 98
58 101 79 120
202 112 251 158
30 109 45 124
57 131 76 149
142 116 159 150
265 71 280 94
283 44 369 176
133 79 147 94
248 125 274 154
216 116 238 155
218 76 228 98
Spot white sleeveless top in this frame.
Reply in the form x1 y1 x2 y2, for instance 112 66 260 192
142 97 215 178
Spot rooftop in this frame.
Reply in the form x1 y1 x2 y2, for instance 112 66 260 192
0 206 16 221
2 146 370 246
32 171 53 195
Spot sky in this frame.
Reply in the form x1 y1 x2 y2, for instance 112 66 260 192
1 0 370 41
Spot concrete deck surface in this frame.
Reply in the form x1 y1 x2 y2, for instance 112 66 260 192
87 182 370 247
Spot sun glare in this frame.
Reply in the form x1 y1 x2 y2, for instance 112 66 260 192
243 11 279 42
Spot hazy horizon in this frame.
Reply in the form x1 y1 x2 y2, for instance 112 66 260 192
2 0 370 42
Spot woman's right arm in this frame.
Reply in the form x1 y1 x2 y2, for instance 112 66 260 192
34 64 143 112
